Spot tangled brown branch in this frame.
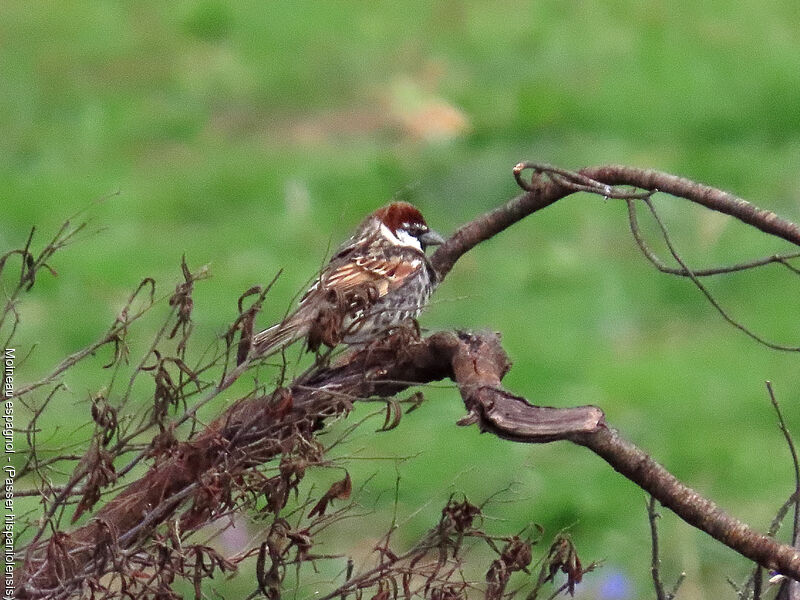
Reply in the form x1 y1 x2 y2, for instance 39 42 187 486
13 162 800 598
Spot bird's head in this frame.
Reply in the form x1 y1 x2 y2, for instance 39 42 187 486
371 201 445 251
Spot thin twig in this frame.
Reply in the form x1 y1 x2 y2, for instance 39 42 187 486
641 196 800 352
627 200 800 277
767 382 800 600
648 496 667 600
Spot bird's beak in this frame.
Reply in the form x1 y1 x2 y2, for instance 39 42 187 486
418 229 446 248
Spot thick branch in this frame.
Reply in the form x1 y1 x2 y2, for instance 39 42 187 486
22 164 800 597
430 163 800 282
448 331 800 581
22 329 800 596
585 165 800 245
18 332 458 598
578 425 800 577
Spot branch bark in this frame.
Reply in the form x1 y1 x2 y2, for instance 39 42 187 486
20 163 800 597
24 330 800 596
447 331 800 579
430 163 800 282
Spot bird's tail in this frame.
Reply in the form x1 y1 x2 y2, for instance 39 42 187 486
252 313 310 358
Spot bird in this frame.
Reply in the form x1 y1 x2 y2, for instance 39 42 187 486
251 201 445 358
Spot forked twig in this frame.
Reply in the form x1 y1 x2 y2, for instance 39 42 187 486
627 199 800 277
647 496 686 600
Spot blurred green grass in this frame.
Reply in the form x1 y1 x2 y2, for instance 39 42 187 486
3 1 800 597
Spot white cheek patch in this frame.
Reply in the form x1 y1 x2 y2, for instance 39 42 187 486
380 223 422 251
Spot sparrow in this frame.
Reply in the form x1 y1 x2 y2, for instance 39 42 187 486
252 201 444 357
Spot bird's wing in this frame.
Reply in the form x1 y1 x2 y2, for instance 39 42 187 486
310 253 424 300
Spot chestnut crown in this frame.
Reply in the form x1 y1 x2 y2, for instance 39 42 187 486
371 201 444 250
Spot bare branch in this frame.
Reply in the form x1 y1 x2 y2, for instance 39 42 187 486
647 496 686 600
17 164 800 598
648 496 668 600
626 200 800 277
431 162 800 282
768 382 800 600
639 196 800 351
437 330 800 580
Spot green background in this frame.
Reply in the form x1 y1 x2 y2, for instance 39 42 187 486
4 2 800 598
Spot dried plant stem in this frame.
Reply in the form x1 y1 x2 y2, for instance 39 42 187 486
17 163 800 598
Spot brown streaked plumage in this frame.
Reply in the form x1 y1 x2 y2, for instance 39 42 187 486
252 202 444 357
